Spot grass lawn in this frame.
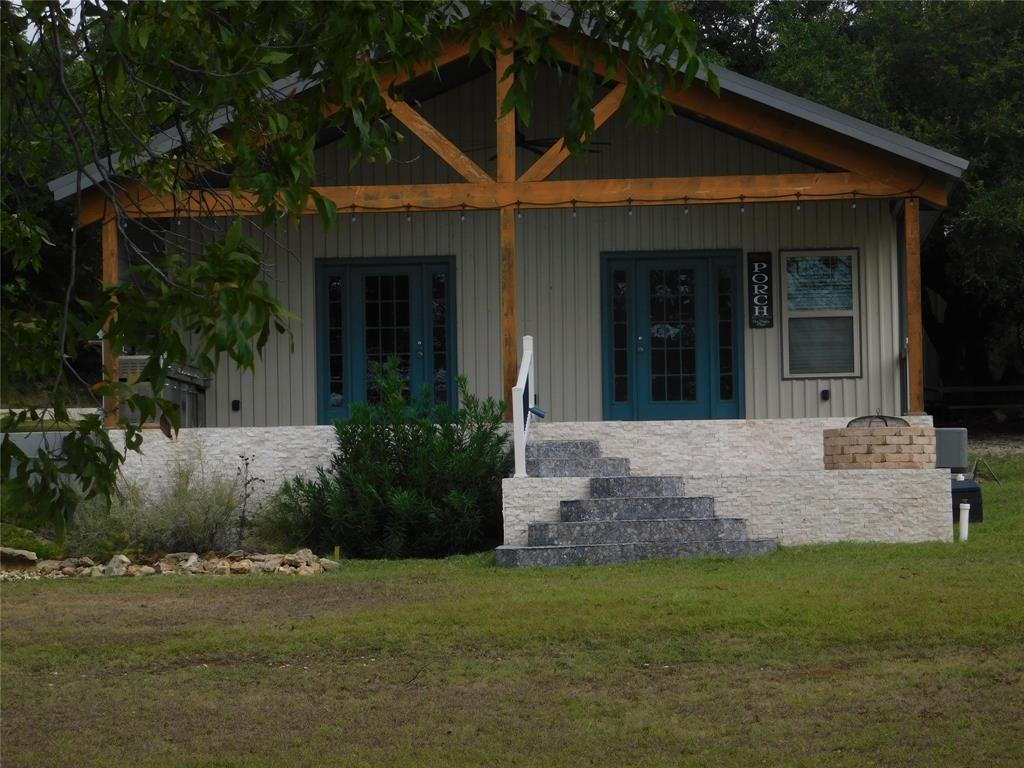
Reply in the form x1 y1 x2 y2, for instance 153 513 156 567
3 456 1023 767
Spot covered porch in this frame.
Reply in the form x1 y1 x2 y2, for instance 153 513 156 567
78 26 959 428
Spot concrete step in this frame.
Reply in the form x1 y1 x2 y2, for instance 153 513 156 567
526 440 602 460
526 457 630 478
527 518 748 546
590 476 687 498
495 539 778 568
560 496 715 522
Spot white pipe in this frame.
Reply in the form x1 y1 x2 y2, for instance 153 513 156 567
959 502 970 542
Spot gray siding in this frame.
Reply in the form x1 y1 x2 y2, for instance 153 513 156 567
185 68 901 426
518 200 900 422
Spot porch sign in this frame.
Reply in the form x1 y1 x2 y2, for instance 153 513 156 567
747 252 774 328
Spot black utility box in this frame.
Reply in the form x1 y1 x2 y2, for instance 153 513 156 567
951 479 983 523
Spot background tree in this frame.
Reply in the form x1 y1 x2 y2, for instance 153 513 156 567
1 0 715 533
689 0 1024 398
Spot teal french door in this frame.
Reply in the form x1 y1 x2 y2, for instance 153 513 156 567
317 260 455 422
602 252 744 420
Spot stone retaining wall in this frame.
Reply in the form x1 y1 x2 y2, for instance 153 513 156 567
529 416 934 475
505 417 950 548
823 427 936 470
113 426 336 502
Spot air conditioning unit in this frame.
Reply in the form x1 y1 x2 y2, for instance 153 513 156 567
118 355 210 428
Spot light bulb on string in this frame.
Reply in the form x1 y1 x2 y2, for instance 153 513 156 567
739 195 746 214
405 205 412 223
851 192 857 210
627 197 633 217
460 204 466 222
795 193 802 212
683 197 689 215
350 206 357 223
571 200 577 219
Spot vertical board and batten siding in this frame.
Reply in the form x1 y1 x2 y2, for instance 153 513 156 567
184 68 901 426
516 200 900 423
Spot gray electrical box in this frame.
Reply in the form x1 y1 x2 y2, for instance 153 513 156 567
935 428 968 473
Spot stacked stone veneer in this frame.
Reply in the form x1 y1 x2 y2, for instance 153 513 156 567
112 426 337 503
823 426 936 470
504 417 952 548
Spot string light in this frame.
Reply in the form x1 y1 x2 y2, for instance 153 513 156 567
329 185 913 219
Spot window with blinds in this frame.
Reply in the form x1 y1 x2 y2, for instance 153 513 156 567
781 249 861 377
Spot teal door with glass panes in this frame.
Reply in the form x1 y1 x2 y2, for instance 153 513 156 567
317 260 455 422
602 252 744 420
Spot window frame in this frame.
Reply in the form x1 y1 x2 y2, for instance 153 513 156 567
780 248 862 379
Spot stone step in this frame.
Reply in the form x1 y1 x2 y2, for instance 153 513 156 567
527 517 747 547
495 539 778 568
590 476 687 498
526 457 631 478
560 496 715 522
526 440 602 460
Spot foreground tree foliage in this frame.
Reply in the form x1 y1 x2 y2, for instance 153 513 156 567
0 0 714 534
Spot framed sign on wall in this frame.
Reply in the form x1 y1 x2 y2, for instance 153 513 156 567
747 252 774 328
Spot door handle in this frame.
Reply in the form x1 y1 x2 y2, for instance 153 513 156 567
415 339 424 359
637 335 645 354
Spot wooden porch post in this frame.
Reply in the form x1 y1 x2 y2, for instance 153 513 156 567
497 37 518 417
102 212 120 428
904 196 925 414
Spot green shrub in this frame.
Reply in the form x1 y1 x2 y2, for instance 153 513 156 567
261 362 511 558
67 457 245 559
0 522 64 559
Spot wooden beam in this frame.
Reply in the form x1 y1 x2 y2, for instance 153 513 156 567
123 172 906 218
548 34 948 208
381 93 493 184
496 35 518 416
904 196 924 414
101 214 120 429
519 83 627 183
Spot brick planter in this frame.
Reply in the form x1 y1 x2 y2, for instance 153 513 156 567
823 427 936 470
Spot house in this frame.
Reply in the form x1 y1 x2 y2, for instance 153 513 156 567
48 11 967 564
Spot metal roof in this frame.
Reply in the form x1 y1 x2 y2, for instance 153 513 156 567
47 5 967 202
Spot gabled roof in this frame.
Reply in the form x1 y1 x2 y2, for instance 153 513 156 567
47 5 967 202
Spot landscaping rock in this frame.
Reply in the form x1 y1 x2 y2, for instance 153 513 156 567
59 557 94 569
104 554 131 577
19 549 340 579
163 552 200 568
0 547 38 571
